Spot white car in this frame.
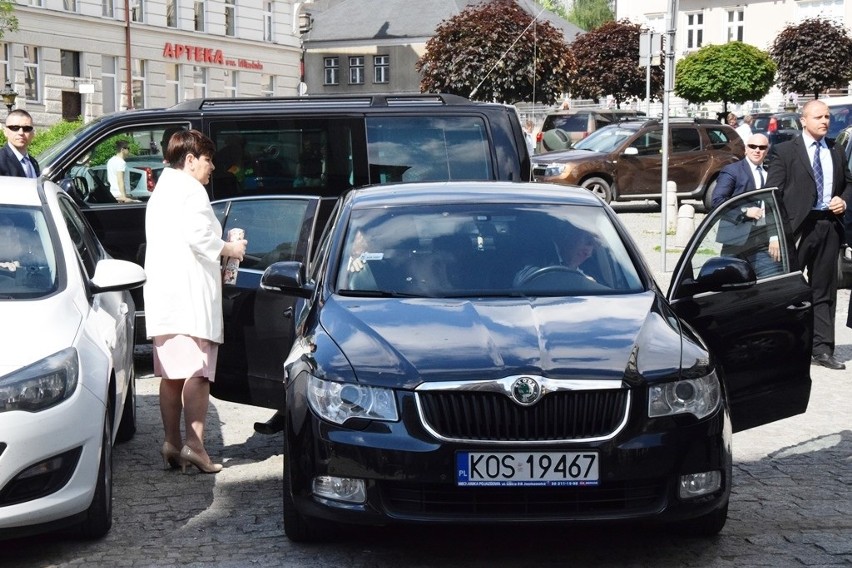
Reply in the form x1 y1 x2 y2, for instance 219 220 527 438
0 177 145 538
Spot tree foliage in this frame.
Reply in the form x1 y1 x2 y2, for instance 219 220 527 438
770 17 852 98
570 20 663 107
566 0 614 31
537 0 568 20
416 0 576 104
674 42 776 113
0 1 17 39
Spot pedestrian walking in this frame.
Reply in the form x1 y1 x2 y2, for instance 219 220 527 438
0 109 39 178
765 100 852 370
144 129 248 472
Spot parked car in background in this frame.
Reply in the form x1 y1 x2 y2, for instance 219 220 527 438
0 177 145 539
532 118 744 210
820 95 852 147
535 108 646 153
259 181 811 541
833 125 852 289
751 112 801 146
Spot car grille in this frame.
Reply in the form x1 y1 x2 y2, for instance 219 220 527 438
381 480 664 519
416 388 629 443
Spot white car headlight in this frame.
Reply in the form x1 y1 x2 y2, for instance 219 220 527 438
307 376 398 425
536 162 567 177
648 372 721 420
0 347 79 413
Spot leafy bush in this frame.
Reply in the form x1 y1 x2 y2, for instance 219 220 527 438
0 117 85 159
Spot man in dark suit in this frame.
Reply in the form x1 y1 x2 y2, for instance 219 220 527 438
712 133 782 278
766 100 852 370
0 109 39 178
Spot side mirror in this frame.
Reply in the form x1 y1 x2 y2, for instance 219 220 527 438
694 256 756 292
261 261 314 298
90 258 146 294
623 147 639 156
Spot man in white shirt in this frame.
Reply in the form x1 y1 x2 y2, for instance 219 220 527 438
106 139 132 202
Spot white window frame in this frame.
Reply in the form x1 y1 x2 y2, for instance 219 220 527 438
193 65 207 98
349 56 364 85
324 57 339 86
166 0 178 28
24 46 40 103
166 63 182 106
263 1 274 42
102 55 118 114
260 74 274 97
131 58 147 109
726 9 744 42
195 0 206 32
64 0 79 12
373 55 389 84
27 0 43 6
796 0 844 23
225 0 236 37
0 44 8 87
103 0 114 18
224 69 238 98
685 12 704 50
131 0 144 23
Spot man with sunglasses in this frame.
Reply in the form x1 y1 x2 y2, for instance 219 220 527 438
712 133 782 278
766 99 852 371
0 109 39 178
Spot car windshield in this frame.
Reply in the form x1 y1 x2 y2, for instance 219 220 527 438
336 203 644 298
828 103 852 141
0 206 58 299
543 114 589 132
572 126 635 153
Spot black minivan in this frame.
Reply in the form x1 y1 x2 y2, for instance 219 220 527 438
36 93 532 409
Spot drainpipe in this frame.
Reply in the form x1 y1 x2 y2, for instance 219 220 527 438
125 0 133 109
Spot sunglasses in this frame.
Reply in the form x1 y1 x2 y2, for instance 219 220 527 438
746 144 768 150
5 124 34 133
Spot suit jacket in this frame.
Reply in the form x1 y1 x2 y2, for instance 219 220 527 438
765 135 852 236
713 158 766 246
0 144 40 178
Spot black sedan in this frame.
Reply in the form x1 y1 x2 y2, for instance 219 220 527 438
255 182 812 541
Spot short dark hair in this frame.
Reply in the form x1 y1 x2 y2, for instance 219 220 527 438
116 139 130 151
164 129 216 169
160 126 186 152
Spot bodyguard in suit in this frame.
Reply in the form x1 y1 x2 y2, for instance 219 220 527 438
712 133 782 278
765 100 852 370
0 109 39 178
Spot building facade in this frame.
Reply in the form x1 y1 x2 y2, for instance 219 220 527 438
3 1 303 127
616 0 850 115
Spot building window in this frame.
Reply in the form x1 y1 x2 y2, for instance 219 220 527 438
797 0 844 22
61 50 81 77
166 64 182 106
263 1 274 42
27 0 43 6
64 0 78 11
166 0 177 27
260 74 274 97
374 55 389 84
686 13 704 50
0 44 8 86
103 0 114 17
349 56 364 85
225 0 236 36
102 55 117 114
224 69 238 98
131 0 144 23
323 57 339 86
24 46 40 103
193 66 207 98
195 1 206 32
726 9 744 42
131 59 146 109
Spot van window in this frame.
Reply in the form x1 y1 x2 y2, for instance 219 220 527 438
366 116 492 183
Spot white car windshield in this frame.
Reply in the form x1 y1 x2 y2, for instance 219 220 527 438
0 207 57 299
572 126 636 153
337 203 644 298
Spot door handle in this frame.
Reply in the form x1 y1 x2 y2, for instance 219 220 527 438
120 302 129 315
282 307 294 318
786 301 811 311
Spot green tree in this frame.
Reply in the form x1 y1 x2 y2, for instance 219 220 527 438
537 0 569 20
416 0 576 104
675 42 776 115
566 0 614 31
770 17 852 98
0 1 17 39
570 20 663 107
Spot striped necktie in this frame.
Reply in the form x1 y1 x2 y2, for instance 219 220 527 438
20 156 35 178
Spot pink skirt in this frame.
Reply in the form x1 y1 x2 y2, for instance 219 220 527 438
152 334 219 382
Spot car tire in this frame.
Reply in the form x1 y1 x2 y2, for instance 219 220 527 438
581 176 612 203
78 404 113 539
672 502 728 537
702 177 718 213
115 371 137 443
282 441 334 542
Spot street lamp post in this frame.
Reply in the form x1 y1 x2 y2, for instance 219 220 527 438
0 80 18 112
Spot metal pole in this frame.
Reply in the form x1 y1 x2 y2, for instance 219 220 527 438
660 0 678 273
646 59 651 117
124 0 133 109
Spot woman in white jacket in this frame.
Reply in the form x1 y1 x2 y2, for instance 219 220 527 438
144 129 247 474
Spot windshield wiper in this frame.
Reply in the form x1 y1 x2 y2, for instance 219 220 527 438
337 289 422 298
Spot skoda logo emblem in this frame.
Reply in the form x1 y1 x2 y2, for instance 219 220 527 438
511 376 541 406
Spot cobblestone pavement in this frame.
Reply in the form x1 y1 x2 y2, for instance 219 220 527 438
3 206 850 567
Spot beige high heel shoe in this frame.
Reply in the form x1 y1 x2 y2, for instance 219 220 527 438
180 445 223 474
161 442 183 470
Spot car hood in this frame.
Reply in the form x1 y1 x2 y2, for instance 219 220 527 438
319 292 687 389
0 295 82 375
533 149 609 163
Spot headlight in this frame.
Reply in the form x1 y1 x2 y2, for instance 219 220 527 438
534 162 567 177
306 376 398 425
0 348 79 413
648 372 721 420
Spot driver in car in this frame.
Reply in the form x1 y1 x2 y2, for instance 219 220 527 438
514 224 600 288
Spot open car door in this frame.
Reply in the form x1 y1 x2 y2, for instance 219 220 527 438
667 187 812 432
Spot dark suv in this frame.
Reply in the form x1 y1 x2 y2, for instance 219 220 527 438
532 118 744 210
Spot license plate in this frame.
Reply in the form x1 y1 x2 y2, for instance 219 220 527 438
456 451 599 487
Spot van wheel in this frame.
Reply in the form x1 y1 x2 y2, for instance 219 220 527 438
703 178 718 212
581 177 612 203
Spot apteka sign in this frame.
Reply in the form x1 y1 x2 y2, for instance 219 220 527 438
162 43 263 70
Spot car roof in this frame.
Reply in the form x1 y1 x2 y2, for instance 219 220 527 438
348 181 603 209
0 176 43 207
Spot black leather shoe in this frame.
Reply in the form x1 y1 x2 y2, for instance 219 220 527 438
811 353 846 370
253 411 285 435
